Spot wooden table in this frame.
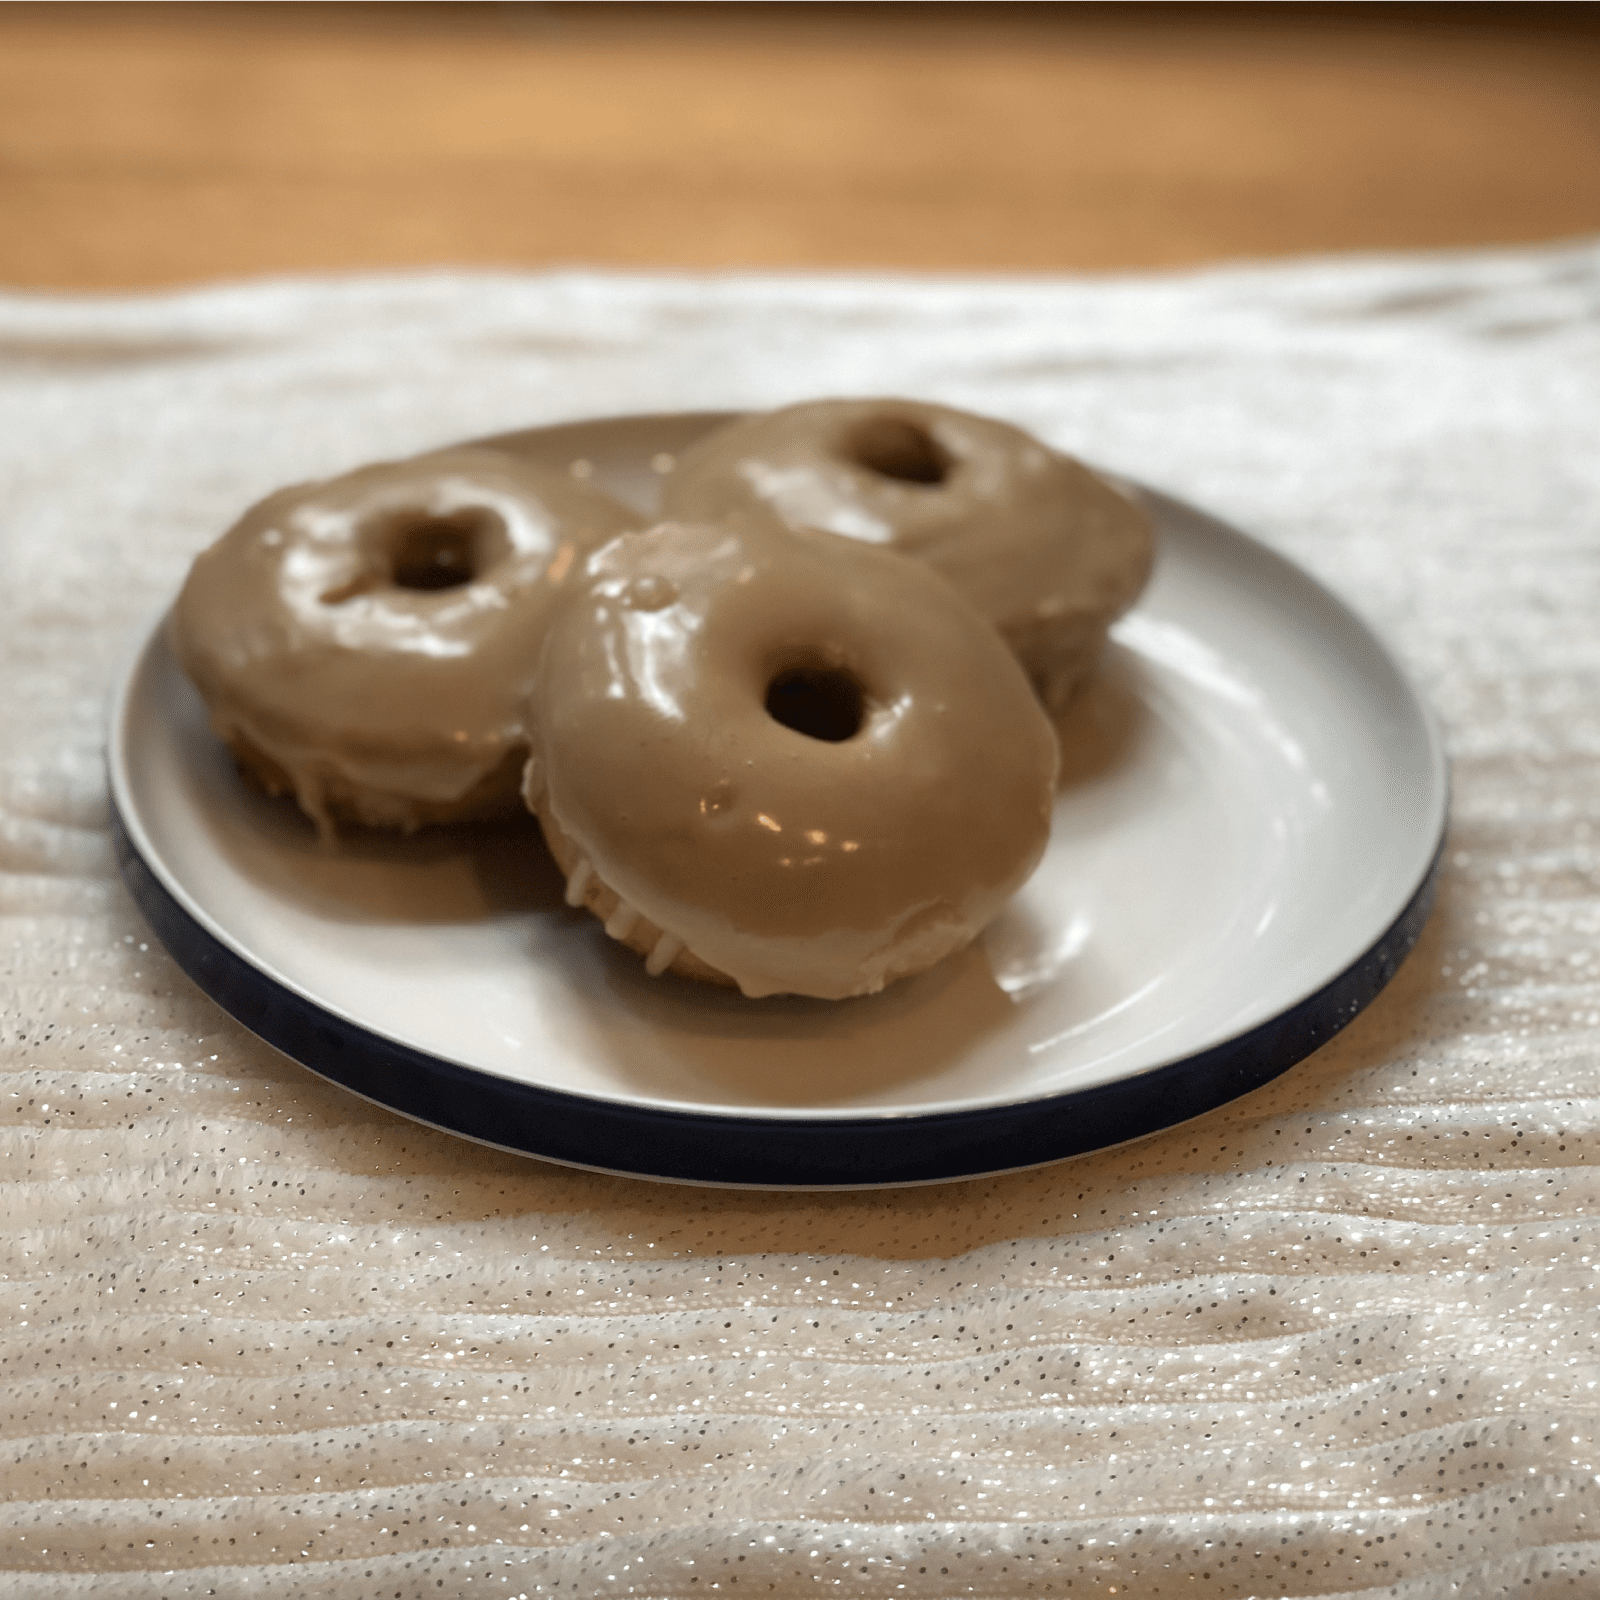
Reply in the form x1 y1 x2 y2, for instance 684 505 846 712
3 1 1598 286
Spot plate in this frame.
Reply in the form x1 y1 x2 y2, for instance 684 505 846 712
109 412 1448 1188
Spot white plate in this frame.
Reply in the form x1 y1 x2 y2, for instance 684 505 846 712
110 412 1448 1187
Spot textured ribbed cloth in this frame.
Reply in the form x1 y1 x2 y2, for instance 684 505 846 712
3 243 1599 1597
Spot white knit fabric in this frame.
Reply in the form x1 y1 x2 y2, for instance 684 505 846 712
2 243 1599 1597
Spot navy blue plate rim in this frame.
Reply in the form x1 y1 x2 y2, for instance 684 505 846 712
112 797 1445 1190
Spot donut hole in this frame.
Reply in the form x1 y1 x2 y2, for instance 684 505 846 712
844 417 952 486
323 508 506 602
765 667 867 743
387 510 501 591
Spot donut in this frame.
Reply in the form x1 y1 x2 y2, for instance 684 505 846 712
171 446 637 834
523 515 1060 1000
661 397 1153 715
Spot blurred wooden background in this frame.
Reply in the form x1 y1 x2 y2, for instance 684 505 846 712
2 1 1598 287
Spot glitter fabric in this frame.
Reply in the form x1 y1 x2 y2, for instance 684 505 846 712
2 246 1599 1596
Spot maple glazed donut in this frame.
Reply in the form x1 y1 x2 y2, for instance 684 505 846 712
661 397 1154 715
171 446 637 833
524 515 1060 1000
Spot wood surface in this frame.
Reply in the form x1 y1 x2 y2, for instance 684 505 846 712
2 2 1598 287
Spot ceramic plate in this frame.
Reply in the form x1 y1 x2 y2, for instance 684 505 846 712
110 412 1448 1187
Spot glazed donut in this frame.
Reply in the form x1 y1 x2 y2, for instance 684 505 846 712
661 397 1153 715
523 515 1060 1000
171 446 637 833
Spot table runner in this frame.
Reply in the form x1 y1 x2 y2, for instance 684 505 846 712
2 242 1598 1597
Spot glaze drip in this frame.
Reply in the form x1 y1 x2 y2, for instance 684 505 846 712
645 933 684 977
564 856 594 908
